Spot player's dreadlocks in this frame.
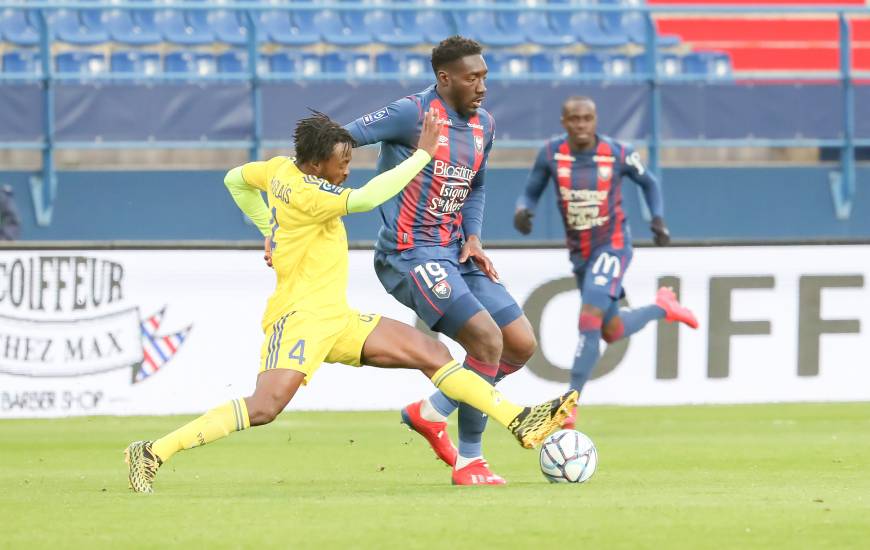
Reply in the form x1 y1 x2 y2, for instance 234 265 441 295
293 110 355 165
430 35 483 73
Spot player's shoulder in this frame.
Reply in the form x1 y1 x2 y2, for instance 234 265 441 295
540 135 568 158
476 107 496 135
598 135 633 158
297 173 348 198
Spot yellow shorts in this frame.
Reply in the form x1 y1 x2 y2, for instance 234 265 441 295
259 309 381 383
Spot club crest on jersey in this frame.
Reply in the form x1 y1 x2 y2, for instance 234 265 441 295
432 280 452 299
597 164 613 180
474 136 484 152
363 108 389 126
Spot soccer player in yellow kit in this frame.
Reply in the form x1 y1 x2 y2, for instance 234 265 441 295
125 110 577 493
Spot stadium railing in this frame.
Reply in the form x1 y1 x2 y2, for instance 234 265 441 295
0 1 866 227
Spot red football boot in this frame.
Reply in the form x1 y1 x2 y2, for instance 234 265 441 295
401 400 457 467
451 459 506 486
656 287 699 329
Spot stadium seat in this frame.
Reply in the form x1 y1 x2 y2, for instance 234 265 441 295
110 51 161 75
375 52 429 78
604 54 631 77
399 10 455 44
365 10 419 47
579 53 605 75
217 50 247 74
563 12 629 48
52 9 110 45
322 51 372 78
56 51 107 75
529 53 556 75
512 11 575 47
299 53 322 77
454 11 524 47
375 51 401 75
555 54 581 77
631 53 681 77
156 8 215 45
258 10 319 46
312 10 371 46
2 50 40 74
618 0 680 47
0 9 40 46
268 52 298 75
682 52 732 78
164 51 217 76
210 10 251 46
105 8 162 45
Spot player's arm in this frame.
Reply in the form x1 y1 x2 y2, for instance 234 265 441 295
346 108 441 213
514 145 551 235
223 165 271 237
622 144 669 246
344 97 421 147
459 132 499 282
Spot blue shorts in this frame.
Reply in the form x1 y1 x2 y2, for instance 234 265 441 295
571 244 633 312
374 244 523 339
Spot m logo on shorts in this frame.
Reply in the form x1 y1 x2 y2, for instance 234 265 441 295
432 280 452 299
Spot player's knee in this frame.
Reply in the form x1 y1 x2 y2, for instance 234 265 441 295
246 394 286 426
504 330 537 364
420 340 453 377
601 318 625 343
469 329 502 363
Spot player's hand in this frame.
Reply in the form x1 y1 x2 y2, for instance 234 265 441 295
514 208 534 235
460 235 500 282
650 216 671 246
264 236 273 268
416 108 442 158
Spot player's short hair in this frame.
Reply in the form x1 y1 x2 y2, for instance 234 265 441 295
562 96 596 115
431 35 483 73
293 111 354 165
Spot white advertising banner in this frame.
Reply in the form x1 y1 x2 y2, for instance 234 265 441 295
0 246 867 418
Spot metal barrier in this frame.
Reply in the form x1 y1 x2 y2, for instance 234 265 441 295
0 1 866 226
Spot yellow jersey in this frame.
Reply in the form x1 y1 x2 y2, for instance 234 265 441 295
241 156 353 330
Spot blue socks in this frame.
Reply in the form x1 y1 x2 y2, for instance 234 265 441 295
570 313 603 392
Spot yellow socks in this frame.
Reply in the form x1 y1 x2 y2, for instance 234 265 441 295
152 398 250 463
431 360 523 428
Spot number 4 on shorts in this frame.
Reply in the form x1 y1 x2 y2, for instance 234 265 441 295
288 339 306 364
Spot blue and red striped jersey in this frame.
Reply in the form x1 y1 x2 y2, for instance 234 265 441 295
517 134 663 260
345 85 495 254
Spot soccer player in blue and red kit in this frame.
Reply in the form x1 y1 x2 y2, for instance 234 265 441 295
346 36 540 485
514 96 699 428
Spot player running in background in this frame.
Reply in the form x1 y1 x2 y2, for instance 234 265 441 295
514 96 698 429
345 36 537 485
124 110 576 493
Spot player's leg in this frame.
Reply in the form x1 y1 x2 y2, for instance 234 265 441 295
356 315 576 450
599 291 698 344
126 313 327 493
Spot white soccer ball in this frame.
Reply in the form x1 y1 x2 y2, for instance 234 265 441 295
539 429 597 484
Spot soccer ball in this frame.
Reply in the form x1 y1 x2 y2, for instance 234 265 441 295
539 429 597 484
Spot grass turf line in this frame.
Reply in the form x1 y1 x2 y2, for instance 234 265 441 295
1 403 869 549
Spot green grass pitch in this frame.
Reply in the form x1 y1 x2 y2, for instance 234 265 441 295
2 403 869 549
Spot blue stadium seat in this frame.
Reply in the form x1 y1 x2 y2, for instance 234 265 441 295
454 11 524 47
511 11 575 47
604 54 631 77
682 52 732 78
529 53 556 75
579 53 605 75
399 10 455 44
299 53 322 77
52 9 110 45
404 54 428 78
156 8 215 45
365 10 418 47
164 51 217 76
56 51 107 75
313 10 371 46
105 8 162 45
375 51 401 75
217 50 247 74
562 12 629 48
110 50 161 75
621 12 680 47
555 54 581 77
322 51 372 77
268 52 298 75
210 10 250 46
0 9 40 46
259 10 319 46
2 50 40 74
482 53 503 75
631 53 681 77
